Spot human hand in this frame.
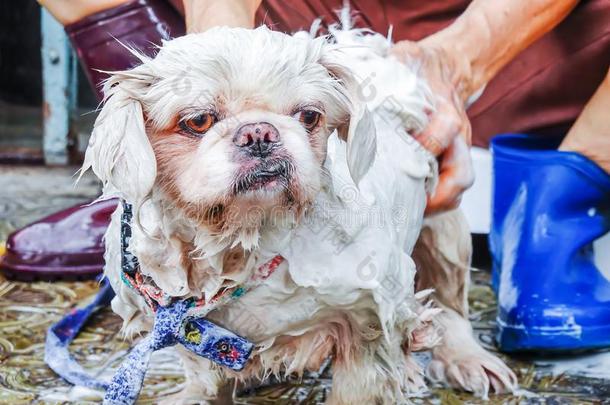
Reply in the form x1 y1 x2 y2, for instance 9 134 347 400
390 40 475 215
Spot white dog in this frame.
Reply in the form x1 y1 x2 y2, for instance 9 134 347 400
84 22 516 404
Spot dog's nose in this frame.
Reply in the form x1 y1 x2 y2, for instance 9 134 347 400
233 122 280 157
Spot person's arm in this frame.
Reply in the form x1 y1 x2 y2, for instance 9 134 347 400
560 68 610 173
422 0 579 102
182 0 261 33
392 0 579 214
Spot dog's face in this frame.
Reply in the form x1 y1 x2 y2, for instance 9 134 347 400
148 29 352 228
84 27 374 242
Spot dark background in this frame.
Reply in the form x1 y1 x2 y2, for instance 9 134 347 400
0 1 43 105
0 1 96 107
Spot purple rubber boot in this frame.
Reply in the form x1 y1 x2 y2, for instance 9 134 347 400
2 200 118 281
65 0 184 99
1 0 184 281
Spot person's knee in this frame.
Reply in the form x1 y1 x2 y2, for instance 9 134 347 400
38 0 131 26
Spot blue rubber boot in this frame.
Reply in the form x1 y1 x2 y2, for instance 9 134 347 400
490 133 610 352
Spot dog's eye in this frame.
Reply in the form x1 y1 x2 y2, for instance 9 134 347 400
181 113 217 135
295 110 321 131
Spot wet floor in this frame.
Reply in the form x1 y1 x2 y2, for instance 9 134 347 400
0 165 608 404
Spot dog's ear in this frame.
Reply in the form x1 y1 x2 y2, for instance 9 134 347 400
337 100 377 186
320 54 377 185
82 71 157 204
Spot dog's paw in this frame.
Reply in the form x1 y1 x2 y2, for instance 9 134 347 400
402 354 429 395
427 347 517 399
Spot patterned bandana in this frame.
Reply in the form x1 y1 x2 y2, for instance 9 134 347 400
45 201 284 405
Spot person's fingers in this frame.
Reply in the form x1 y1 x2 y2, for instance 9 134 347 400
456 94 473 146
425 135 474 215
390 38 474 215
413 96 461 156
389 40 424 64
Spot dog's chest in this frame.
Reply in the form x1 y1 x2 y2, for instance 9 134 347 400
207 261 373 343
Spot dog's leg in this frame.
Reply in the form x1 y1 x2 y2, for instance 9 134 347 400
327 341 407 405
426 308 517 398
412 209 517 398
158 346 223 405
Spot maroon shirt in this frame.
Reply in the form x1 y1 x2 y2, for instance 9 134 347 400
256 0 468 41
